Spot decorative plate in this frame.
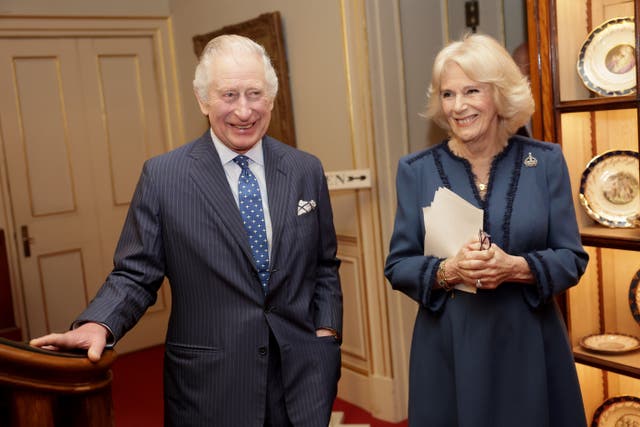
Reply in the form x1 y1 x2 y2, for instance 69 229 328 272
579 150 640 228
629 269 640 326
577 17 636 96
580 333 640 354
591 396 640 427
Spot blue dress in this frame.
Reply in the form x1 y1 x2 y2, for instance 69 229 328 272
384 136 589 427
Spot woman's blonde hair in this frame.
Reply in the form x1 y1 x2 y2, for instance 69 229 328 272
423 33 534 140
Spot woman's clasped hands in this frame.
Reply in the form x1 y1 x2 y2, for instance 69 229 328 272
445 232 518 290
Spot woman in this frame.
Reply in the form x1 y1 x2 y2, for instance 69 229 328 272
384 34 589 426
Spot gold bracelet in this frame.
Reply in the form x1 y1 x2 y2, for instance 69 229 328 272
438 260 453 291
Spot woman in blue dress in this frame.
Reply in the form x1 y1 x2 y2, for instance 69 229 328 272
384 33 589 427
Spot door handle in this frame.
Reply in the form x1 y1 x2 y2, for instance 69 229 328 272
21 225 33 258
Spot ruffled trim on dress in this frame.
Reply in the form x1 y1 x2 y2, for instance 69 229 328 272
432 146 451 190
501 142 524 253
522 252 555 308
440 140 515 230
425 259 448 313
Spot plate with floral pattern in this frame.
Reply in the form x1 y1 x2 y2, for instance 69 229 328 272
592 396 640 427
577 17 636 96
579 150 640 228
580 333 640 354
629 269 640 326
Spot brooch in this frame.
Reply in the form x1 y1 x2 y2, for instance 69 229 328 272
524 152 538 167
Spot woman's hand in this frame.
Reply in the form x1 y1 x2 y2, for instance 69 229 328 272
447 239 533 289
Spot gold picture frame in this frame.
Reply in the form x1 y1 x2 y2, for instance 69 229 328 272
193 12 297 147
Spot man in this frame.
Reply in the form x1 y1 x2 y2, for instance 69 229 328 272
30 34 343 427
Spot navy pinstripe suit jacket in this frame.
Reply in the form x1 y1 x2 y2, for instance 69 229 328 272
77 132 343 426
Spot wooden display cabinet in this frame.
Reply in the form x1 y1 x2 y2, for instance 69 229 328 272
527 0 640 421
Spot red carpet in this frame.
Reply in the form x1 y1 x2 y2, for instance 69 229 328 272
111 344 407 426
112 344 164 427
332 399 408 427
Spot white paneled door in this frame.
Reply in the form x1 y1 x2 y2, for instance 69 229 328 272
0 32 175 353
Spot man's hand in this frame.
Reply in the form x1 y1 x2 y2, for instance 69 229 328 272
315 328 338 338
29 322 109 362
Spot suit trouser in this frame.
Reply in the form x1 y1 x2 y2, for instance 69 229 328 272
264 330 292 427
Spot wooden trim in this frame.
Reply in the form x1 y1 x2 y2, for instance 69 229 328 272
0 338 116 426
527 0 556 142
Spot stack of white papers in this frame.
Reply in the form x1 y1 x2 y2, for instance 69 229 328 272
423 187 483 294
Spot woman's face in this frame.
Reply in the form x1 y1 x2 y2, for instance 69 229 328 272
440 62 499 146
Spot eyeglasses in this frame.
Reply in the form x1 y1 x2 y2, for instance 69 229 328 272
479 229 491 250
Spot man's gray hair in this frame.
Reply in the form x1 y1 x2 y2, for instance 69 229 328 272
193 34 279 102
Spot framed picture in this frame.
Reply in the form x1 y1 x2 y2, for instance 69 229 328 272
193 12 297 147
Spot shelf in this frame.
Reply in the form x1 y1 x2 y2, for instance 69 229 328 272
580 225 640 250
574 346 640 379
556 95 639 113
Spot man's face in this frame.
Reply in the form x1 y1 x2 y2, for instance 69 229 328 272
196 52 273 154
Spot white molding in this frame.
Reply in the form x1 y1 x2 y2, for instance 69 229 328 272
336 0 405 421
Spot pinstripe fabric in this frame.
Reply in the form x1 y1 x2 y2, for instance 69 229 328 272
76 132 342 427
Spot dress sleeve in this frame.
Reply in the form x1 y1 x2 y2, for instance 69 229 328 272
384 158 449 312
521 145 589 308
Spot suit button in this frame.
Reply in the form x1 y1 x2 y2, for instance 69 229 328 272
264 305 276 313
258 346 267 356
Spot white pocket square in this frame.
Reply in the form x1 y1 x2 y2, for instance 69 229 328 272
297 199 317 216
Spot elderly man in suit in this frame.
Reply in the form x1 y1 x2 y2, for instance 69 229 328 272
30 34 343 427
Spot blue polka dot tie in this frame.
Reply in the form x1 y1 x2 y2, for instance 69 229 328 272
233 155 270 292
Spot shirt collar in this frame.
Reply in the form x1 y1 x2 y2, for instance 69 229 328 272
209 129 264 167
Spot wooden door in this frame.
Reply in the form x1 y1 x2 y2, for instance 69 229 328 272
0 35 171 353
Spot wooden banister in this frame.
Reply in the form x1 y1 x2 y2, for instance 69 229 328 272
0 338 116 427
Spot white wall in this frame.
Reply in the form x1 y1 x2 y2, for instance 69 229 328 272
399 0 448 153
168 0 352 166
0 0 169 16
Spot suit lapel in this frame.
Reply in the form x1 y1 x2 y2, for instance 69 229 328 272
187 133 294 295
187 132 256 267
263 137 293 284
